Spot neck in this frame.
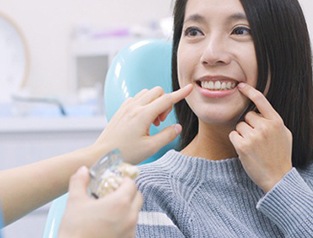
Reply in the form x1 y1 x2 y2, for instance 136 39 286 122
181 122 237 161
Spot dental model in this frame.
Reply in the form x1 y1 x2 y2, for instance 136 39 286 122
88 149 139 199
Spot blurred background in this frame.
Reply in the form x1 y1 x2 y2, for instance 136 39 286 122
0 0 312 237
0 0 173 237
0 0 174 117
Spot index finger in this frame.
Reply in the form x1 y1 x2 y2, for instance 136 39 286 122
169 84 193 104
238 83 279 119
146 84 193 119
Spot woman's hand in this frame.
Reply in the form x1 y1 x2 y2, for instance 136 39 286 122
95 84 193 164
229 83 293 192
59 167 142 238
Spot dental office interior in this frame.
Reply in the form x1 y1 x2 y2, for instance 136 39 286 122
0 0 313 237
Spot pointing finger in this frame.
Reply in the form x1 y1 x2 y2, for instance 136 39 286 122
170 84 193 104
146 84 193 121
238 83 279 119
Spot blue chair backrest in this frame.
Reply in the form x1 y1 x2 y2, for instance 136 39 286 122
42 193 68 238
0 210 3 238
43 39 175 238
105 39 176 163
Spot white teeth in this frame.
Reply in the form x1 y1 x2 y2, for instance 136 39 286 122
201 81 237 90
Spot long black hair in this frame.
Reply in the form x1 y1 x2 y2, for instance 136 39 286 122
172 0 313 168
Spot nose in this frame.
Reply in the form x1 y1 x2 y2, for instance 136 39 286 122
200 37 231 66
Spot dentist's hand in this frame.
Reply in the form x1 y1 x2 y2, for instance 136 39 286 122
229 83 292 192
95 84 193 164
59 167 142 238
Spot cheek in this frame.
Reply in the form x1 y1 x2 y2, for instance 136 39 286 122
177 49 191 87
177 42 202 87
243 50 258 87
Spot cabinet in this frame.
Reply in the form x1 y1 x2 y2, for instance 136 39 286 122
69 36 141 109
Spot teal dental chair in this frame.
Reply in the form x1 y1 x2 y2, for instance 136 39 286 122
0 212 3 238
43 38 178 237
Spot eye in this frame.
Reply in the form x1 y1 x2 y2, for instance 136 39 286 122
232 26 251 36
184 26 203 37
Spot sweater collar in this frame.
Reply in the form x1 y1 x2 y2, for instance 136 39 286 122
153 150 247 181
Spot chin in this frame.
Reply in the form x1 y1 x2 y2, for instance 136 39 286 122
196 110 244 128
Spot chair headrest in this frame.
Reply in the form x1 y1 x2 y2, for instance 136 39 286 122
104 39 178 163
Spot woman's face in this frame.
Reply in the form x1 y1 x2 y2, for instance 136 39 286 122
177 0 258 126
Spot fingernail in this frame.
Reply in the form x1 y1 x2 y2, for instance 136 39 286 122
173 124 182 134
186 84 193 89
238 83 246 89
77 166 88 175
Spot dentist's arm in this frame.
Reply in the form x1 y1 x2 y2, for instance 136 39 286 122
0 84 193 225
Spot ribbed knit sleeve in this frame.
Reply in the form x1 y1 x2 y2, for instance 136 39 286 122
256 168 313 237
135 150 313 237
135 155 186 237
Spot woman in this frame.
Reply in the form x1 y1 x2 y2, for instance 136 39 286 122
135 0 313 237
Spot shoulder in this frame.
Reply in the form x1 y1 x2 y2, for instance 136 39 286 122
135 150 178 191
135 150 199 199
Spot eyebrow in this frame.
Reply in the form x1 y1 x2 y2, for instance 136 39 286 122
184 14 206 24
227 13 248 22
184 12 248 24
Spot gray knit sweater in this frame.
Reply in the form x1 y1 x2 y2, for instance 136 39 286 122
135 150 313 237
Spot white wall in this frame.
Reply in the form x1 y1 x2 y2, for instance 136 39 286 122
299 0 313 44
0 0 312 99
0 0 173 98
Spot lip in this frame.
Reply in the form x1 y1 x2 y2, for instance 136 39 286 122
195 75 240 98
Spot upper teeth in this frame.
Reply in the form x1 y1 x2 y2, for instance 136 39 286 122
201 81 236 90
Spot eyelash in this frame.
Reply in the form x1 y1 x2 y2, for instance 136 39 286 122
231 26 251 36
184 27 203 37
183 26 251 37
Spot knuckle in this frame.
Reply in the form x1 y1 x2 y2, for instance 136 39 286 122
125 107 142 120
274 117 284 127
235 141 248 155
120 98 136 112
229 130 237 140
123 97 134 105
244 113 250 122
269 118 285 131
162 93 172 102
234 137 252 154
153 86 165 94
257 123 267 133
256 125 271 140
250 90 263 103
244 111 254 121
235 121 245 131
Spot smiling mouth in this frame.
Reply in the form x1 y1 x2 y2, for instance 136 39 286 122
197 80 238 91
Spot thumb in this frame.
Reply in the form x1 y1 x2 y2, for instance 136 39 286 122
68 166 90 199
150 124 182 151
